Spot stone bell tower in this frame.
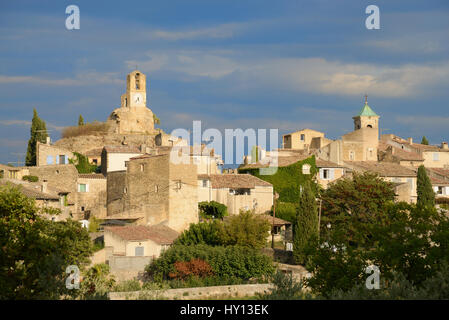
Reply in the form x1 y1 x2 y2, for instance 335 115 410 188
353 95 379 131
108 70 156 134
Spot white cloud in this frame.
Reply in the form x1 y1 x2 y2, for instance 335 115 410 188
0 72 124 87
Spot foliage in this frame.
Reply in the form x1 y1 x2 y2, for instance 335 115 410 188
79 264 115 299
271 201 297 223
198 201 228 220
88 216 101 233
218 210 270 249
319 172 396 248
305 201 449 297
153 113 160 125
417 165 435 208
169 259 214 279
22 175 38 182
113 279 141 293
61 121 110 139
258 270 310 300
239 156 319 203
25 108 48 166
146 244 275 282
69 152 99 174
293 181 319 265
163 275 250 289
78 115 84 126
0 184 93 299
174 220 222 246
421 136 429 145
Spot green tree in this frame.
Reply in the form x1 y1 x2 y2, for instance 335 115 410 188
78 115 84 126
0 184 93 299
293 181 318 265
421 136 429 145
218 210 270 249
25 109 48 166
417 165 435 208
69 152 99 174
198 201 228 220
174 220 222 246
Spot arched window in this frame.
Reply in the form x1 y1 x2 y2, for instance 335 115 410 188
135 73 140 90
367 124 373 128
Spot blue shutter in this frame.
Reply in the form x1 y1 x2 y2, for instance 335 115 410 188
46 155 53 165
64 155 69 164
55 156 59 164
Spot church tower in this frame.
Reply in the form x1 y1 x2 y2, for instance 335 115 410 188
109 70 155 134
352 95 379 131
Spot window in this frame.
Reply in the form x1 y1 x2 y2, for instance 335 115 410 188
323 169 329 179
300 134 305 141
302 164 311 175
135 246 144 256
202 179 209 187
9 171 18 179
78 184 87 192
92 159 98 165
135 73 140 90
59 155 67 164
437 186 443 195
124 187 128 194
349 151 355 161
320 168 334 180
433 153 440 161
175 180 182 189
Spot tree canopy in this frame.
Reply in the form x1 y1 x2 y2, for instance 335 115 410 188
25 109 48 166
417 165 435 208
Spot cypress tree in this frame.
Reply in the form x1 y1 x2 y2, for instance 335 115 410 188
293 180 318 265
417 165 435 208
78 115 84 126
421 136 429 145
25 109 48 166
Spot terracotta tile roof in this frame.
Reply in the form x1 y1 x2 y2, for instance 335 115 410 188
105 225 179 244
78 173 106 179
347 161 417 177
239 155 344 170
430 176 449 186
428 168 449 179
198 174 272 189
378 141 424 161
0 179 60 200
103 145 142 154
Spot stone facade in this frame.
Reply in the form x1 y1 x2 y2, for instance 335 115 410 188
77 174 107 219
36 141 73 166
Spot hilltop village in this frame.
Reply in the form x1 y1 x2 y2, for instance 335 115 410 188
1 70 449 281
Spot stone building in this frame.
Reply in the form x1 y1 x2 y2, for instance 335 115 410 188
345 161 417 203
36 140 73 166
317 98 379 165
107 70 157 135
77 173 107 219
282 128 331 151
106 151 199 233
101 145 143 174
197 173 274 215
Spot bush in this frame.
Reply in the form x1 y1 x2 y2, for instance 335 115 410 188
219 210 270 249
258 270 310 300
199 201 228 220
61 121 110 138
174 220 222 246
169 259 214 279
272 202 297 223
113 279 141 292
69 152 99 174
22 175 38 182
146 244 275 282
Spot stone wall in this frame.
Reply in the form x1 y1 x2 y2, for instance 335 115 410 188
107 171 127 216
36 142 74 166
109 283 273 300
77 175 107 218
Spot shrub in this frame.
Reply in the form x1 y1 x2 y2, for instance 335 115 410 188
199 201 228 220
219 210 270 249
61 121 110 138
258 270 310 300
22 175 38 182
169 259 214 279
69 152 99 174
146 244 275 282
272 202 297 223
113 279 141 292
174 220 222 246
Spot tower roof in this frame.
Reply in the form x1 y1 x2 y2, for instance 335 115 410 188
356 96 378 117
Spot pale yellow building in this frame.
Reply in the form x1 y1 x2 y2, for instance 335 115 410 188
282 128 331 151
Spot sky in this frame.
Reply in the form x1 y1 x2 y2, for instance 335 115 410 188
0 0 448 166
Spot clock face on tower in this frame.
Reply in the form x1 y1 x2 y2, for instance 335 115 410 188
132 93 143 105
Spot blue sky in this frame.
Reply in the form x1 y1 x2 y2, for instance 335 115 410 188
0 0 448 165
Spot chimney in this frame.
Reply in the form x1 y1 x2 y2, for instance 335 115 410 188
407 137 413 145
41 180 48 193
442 142 449 150
46 137 51 145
